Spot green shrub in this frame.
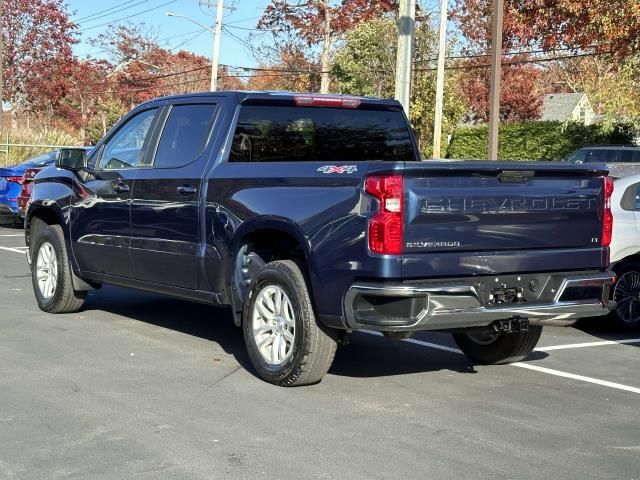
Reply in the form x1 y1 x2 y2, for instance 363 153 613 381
0 127 82 167
447 121 635 161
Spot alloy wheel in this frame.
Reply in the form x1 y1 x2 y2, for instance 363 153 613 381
252 285 296 365
613 271 640 326
36 242 58 300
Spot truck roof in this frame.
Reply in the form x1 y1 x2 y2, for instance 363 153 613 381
137 90 404 111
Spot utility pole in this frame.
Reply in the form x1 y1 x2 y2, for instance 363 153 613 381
210 0 224 91
0 0 4 137
169 1 233 92
487 0 504 160
394 0 416 117
432 0 448 159
319 0 331 94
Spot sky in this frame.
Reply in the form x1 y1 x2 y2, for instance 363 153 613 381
68 0 273 68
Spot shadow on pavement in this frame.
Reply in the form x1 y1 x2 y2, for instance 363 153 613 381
83 285 254 373
574 314 640 345
81 285 553 380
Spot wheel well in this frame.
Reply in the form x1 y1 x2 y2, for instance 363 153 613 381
241 229 306 265
26 208 60 247
612 254 640 272
231 229 310 326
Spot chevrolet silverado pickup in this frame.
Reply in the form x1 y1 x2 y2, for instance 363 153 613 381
25 91 615 386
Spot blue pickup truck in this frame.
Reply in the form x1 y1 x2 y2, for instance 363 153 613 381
25 91 615 386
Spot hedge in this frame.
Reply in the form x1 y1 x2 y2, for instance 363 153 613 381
446 121 635 161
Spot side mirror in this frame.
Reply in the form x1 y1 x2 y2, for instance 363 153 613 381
56 148 88 171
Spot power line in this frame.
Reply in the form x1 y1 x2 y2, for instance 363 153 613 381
76 49 613 97
225 24 274 32
413 51 610 72
78 0 178 32
75 0 141 23
169 29 209 51
225 15 261 25
413 44 607 63
159 28 205 42
76 0 150 25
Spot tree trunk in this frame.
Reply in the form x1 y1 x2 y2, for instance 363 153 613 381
320 0 331 94
80 97 87 144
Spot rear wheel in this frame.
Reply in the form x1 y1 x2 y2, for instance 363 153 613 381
611 261 640 328
31 223 86 313
243 260 337 386
453 326 542 364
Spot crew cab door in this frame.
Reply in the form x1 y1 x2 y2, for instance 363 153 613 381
129 101 219 289
70 107 159 277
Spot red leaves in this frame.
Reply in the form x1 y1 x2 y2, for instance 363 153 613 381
453 0 640 59
258 0 397 46
458 57 543 122
2 0 78 112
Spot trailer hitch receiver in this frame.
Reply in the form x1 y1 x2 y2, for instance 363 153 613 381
493 317 529 334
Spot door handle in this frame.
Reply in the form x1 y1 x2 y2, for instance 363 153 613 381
113 182 130 194
177 185 197 196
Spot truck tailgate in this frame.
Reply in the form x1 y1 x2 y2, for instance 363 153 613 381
403 162 607 254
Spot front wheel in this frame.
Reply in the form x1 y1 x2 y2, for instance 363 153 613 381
453 326 543 364
243 260 337 386
31 224 86 313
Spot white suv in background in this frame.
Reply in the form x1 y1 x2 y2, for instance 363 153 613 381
609 172 640 327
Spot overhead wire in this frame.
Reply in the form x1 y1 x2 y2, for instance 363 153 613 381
75 0 142 23
75 0 151 25
78 0 178 32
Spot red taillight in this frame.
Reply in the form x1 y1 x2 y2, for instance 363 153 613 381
7 176 24 185
294 95 361 109
366 175 403 255
602 176 614 247
24 168 40 181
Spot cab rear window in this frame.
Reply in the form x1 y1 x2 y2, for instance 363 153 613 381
229 106 415 162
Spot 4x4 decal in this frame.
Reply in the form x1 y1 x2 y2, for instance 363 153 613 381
317 165 358 174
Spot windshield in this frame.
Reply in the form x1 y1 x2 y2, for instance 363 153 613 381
229 106 416 162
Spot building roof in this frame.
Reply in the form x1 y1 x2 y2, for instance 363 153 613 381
541 93 586 121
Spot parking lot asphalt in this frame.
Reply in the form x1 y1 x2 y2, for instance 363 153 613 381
0 225 639 480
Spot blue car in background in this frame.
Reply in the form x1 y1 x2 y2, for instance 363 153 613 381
0 148 92 224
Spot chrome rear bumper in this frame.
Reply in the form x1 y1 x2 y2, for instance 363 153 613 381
344 271 615 331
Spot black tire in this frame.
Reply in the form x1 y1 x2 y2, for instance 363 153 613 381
453 326 543 364
31 223 86 313
611 261 640 328
243 260 337 386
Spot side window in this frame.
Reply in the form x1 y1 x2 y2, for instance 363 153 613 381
153 104 217 168
621 182 640 211
619 150 640 163
584 149 610 163
98 109 157 170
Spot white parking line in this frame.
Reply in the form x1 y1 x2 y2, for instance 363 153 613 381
0 234 23 237
0 246 25 254
511 362 640 394
536 339 640 351
362 331 640 395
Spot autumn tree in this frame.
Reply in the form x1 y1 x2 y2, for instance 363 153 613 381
91 23 243 106
248 45 321 92
457 57 543 122
542 55 640 125
258 0 397 92
332 17 468 155
452 0 640 58
453 0 640 124
58 59 113 144
1 0 77 116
